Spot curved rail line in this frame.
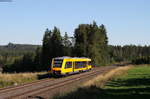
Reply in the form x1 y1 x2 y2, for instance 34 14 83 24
0 66 116 99
0 68 99 94
13 66 116 99
28 68 108 98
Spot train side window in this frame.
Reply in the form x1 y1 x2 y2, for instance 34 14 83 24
82 61 86 68
75 62 81 69
65 62 72 68
75 61 86 69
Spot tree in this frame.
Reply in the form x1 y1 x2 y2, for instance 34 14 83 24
34 47 42 71
42 28 52 70
41 27 64 71
74 24 89 57
62 32 72 56
74 21 109 66
21 52 35 72
51 27 63 57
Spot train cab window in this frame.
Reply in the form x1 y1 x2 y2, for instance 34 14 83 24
53 59 63 68
65 62 72 68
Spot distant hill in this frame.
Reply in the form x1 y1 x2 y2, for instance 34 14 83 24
0 43 41 56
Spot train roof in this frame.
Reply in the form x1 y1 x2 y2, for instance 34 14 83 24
54 56 91 60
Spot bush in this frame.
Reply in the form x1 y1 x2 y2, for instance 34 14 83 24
132 56 150 64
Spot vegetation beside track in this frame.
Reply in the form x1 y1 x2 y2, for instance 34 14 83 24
54 65 150 99
0 72 47 88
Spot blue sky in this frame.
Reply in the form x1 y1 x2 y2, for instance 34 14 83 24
0 0 150 45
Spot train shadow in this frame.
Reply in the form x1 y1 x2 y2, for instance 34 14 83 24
37 70 91 80
37 73 50 80
37 73 62 80
28 96 46 99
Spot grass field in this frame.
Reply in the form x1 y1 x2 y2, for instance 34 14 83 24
0 72 48 88
55 65 150 99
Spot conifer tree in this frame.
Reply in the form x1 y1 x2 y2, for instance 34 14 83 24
42 28 51 70
62 32 72 56
74 21 109 66
51 27 63 57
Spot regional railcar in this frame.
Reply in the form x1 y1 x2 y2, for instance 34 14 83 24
51 57 92 76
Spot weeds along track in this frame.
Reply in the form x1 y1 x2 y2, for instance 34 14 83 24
0 66 116 99
0 78 53 93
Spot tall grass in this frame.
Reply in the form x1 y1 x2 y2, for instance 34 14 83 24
0 72 47 88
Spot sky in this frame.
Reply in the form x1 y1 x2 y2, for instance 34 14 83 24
0 0 150 46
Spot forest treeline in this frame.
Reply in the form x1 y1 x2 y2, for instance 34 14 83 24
0 21 150 72
0 43 39 57
109 45 150 64
0 43 39 72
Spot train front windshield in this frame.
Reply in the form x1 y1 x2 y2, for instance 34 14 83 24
53 59 63 68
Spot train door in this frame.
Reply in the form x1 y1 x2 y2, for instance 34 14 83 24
64 61 73 74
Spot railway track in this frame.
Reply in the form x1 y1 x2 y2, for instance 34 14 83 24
0 66 117 99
